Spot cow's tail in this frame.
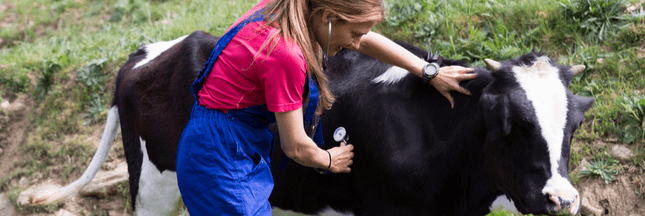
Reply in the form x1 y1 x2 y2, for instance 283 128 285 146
31 106 120 205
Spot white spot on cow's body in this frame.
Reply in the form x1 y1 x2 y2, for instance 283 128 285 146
372 66 409 84
136 137 183 216
273 206 354 216
133 35 188 69
489 195 519 214
317 206 355 216
512 56 580 213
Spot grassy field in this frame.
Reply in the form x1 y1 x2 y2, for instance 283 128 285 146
0 0 644 215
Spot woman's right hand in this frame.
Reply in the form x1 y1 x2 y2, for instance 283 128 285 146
326 143 354 173
428 65 476 108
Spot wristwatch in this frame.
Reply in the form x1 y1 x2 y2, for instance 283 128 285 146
422 62 440 83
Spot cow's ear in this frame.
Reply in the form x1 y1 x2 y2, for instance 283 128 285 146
480 93 512 137
572 95 594 112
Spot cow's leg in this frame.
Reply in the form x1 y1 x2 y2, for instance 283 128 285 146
134 137 183 216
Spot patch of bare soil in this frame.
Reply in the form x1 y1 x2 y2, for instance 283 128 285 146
0 92 132 215
576 173 645 216
0 95 31 181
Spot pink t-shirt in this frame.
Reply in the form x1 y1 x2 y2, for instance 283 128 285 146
197 20 307 113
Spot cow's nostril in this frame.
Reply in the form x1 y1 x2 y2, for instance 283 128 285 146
560 198 573 207
546 193 577 212
547 194 562 210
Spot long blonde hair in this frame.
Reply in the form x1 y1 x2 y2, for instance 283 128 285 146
261 0 385 114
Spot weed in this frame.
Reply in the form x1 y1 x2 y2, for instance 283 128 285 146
580 157 620 183
383 0 425 27
51 0 83 14
414 13 443 40
631 5 645 18
487 209 520 216
618 92 645 143
76 58 108 93
110 0 160 24
632 146 645 168
559 0 630 43
84 94 106 125
35 59 62 99
116 181 132 211
615 23 645 46
0 69 30 93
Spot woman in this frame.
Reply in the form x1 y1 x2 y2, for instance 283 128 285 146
176 0 475 215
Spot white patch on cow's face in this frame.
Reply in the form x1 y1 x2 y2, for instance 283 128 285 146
135 137 184 216
133 35 189 69
512 56 579 213
489 195 519 214
372 65 409 84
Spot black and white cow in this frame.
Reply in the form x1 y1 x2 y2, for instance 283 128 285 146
269 43 593 215
30 30 593 216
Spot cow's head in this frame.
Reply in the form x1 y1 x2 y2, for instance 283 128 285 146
479 52 593 214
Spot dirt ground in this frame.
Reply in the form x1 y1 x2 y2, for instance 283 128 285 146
576 173 645 216
1 94 644 216
0 94 132 216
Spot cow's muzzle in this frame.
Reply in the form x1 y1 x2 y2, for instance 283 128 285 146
546 191 580 215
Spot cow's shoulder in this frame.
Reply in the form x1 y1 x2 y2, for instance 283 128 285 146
325 41 492 102
116 31 219 87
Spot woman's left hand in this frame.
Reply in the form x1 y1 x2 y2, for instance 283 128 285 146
428 66 476 108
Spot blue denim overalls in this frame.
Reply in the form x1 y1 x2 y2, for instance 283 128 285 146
176 9 322 215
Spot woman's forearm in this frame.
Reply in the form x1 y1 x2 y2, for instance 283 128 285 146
275 108 330 169
283 138 330 169
354 31 428 78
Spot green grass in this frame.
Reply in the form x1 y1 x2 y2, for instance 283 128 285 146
1 0 644 215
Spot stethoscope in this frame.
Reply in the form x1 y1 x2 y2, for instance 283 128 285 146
316 126 349 175
333 126 348 145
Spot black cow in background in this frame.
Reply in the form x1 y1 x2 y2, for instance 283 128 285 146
29 30 592 216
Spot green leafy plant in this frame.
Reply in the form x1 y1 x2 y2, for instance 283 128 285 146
109 0 157 24
35 59 62 99
580 157 619 184
84 94 106 125
560 0 630 43
0 69 31 93
616 23 645 47
414 13 443 39
428 21 539 64
384 0 425 27
76 58 108 92
618 93 645 143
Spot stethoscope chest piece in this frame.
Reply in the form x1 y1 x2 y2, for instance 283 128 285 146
333 127 348 143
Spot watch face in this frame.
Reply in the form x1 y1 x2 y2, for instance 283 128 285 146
425 64 438 76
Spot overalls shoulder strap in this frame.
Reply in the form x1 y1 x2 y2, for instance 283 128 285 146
190 7 325 147
191 9 266 100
